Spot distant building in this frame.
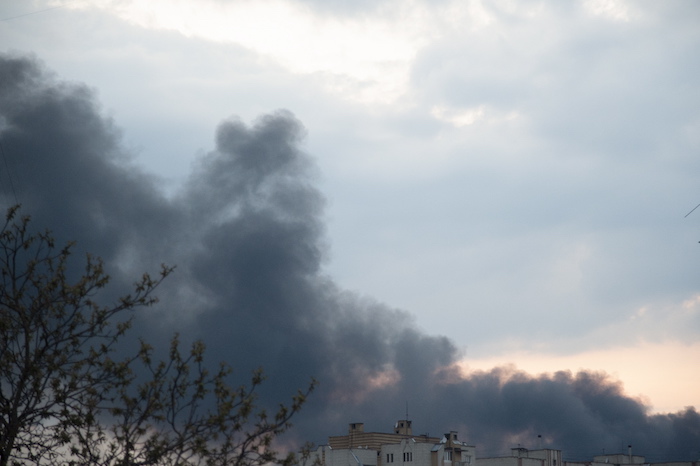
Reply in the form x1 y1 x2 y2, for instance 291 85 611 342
381 429 474 466
328 421 439 451
565 446 649 466
298 422 698 466
479 448 562 466
591 452 645 465
300 421 475 466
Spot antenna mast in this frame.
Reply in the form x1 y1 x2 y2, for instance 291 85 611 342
685 202 700 218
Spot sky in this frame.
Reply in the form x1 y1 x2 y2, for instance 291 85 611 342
1 0 700 461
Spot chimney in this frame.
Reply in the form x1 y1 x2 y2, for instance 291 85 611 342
349 423 365 433
394 420 412 436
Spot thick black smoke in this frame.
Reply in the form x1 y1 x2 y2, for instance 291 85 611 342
0 53 698 462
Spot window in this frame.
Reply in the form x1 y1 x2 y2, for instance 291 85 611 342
444 451 453 462
386 454 394 463
403 452 413 462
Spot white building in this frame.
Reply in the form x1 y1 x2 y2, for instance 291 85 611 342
299 422 697 466
300 421 475 466
479 448 562 466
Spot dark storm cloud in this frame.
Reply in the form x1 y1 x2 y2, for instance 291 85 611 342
0 53 698 462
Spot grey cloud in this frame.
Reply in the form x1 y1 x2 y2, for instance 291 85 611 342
402 0 700 348
215 0 406 17
0 52 698 462
412 1 700 157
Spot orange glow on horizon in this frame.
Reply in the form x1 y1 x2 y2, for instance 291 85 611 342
459 341 700 414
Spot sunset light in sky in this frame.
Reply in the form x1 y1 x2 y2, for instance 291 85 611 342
2 0 699 460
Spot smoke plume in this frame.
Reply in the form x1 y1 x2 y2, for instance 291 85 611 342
0 53 698 462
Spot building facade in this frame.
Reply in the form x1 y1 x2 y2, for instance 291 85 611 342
298 421 697 466
301 421 475 466
479 448 562 466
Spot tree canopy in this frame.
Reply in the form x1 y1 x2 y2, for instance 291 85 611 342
0 206 315 466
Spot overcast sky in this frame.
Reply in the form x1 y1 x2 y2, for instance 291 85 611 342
1 0 700 460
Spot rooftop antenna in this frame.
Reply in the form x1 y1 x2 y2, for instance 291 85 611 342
685 202 700 242
685 202 700 218
0 3 68 22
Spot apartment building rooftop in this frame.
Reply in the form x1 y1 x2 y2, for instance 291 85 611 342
328 420 441 451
